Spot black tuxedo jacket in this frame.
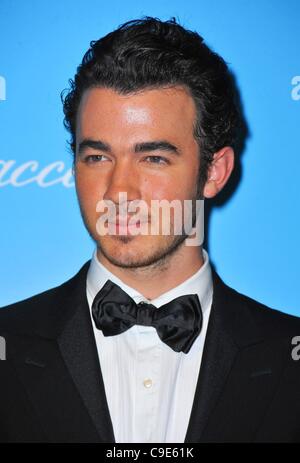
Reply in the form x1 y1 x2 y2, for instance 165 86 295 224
1 261 300 443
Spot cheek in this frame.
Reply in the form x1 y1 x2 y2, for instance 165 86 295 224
75 174 104 209
140 176 173 202
141 173 196 202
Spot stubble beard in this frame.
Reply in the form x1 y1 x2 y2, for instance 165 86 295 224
98 231 189 270
77 183 202 271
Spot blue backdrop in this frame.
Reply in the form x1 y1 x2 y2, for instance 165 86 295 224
0 0 299 315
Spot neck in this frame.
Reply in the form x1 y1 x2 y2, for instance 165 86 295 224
96 245 204 300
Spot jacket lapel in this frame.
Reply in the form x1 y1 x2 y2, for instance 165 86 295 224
57 273 115 442
184 268 240 442
185 268 288 442
7 261 289 443
8 261 115 442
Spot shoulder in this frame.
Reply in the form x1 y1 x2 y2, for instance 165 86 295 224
212 268 300 340
0 260 91 336
235 286 300 333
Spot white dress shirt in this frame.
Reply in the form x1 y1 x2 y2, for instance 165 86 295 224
86 247 213 443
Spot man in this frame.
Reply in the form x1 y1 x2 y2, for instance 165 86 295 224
1 16 300 443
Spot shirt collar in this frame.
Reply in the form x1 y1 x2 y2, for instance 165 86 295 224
87 247 213 317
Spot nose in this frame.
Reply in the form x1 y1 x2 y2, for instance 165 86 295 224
102 159 141 206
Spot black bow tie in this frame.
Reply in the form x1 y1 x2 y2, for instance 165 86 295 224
91 279 203 354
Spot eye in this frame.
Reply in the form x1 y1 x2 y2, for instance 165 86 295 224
143 155 169 165
84 154 110 163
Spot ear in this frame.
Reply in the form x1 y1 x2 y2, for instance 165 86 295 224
203 146 234 198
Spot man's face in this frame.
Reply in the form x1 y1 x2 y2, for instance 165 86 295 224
75 85 200 268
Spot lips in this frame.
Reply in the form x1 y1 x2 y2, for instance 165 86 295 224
108 217 149 227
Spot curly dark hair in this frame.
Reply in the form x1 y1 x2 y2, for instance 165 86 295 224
61 16 241 189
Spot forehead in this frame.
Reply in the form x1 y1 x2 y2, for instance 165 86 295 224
76 85 197 140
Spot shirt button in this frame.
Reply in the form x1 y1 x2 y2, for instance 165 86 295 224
143 378 153 388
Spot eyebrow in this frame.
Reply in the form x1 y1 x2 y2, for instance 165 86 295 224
77 139 181 156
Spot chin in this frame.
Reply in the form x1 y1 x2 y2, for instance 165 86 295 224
96 234 151 267
96 233 185 269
